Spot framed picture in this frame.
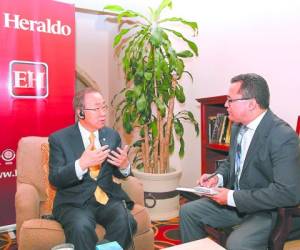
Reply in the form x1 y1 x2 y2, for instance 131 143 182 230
297 116 300 136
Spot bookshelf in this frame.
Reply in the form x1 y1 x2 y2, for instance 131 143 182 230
196 95 230 174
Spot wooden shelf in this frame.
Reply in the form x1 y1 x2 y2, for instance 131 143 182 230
197 95 229 174
207 143 230 152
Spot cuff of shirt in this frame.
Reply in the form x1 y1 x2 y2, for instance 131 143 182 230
216 174 224 187
119 163 131 177
75 159 87 180
227 190 236 207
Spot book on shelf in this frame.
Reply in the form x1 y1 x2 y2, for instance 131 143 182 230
208 113 231 145
219 115 228 144
224 119 232 144
208 116 216 143
210 113 222 143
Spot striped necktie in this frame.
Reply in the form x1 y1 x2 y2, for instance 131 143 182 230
89 133 109 205
234 126 248 190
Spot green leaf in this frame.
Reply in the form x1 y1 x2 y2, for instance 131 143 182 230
176 50 193 58
134 71 144 85
130 110 137 122
169 132 174 154
159 17 198 34
150 120 158 137
175 85 185 103
153 0 172 21
179 137 185 158
150 27 163 48
144 72 152 81
125 89 136 103
113 28 130 47
186 112 199 136
123 111 133 133
136 94 147 112
133 85 142 96
187 111 195 120
103 5 124 12
154 98 166 117
117 10 138 23
174 118 184 137
164 28 198 56
182 70 194 82
175 58 184 77
116 10 150 24
194 123 199 136
139 128 145 138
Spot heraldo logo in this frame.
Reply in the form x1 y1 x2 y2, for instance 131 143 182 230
3 13 72 36
9 60 48 98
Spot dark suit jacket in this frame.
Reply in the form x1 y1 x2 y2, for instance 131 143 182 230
48 123 133 211
216 110 300 214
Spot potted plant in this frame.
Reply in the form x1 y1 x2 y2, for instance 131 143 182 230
104 0 199 220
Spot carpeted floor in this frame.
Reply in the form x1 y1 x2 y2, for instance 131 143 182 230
0 231 17 250
152 217 181 249
0 220 181 250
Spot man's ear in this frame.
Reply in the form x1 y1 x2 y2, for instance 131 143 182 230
248 99 257 111
77 108 85 119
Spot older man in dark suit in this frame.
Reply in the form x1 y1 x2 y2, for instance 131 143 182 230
180 73 300 250
49 88 137 250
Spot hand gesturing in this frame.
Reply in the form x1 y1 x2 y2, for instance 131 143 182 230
107 145 129 169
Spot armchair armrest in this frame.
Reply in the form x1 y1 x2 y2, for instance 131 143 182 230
120 176 144 206
15 183 41 242
269 206 300 250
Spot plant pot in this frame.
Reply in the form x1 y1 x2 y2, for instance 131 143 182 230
132 167 182 221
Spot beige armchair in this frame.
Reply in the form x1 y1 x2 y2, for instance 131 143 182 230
15 136 154 250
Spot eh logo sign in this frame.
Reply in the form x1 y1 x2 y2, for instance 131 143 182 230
9 60 48 98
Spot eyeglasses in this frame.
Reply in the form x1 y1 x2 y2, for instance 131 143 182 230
84 105 108 113
226 97 253 106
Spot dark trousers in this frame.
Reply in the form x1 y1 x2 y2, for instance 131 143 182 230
54 197 137 250
179 197 276 250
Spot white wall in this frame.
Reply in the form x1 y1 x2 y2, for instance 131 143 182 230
64 0 300 186
169 0 300 186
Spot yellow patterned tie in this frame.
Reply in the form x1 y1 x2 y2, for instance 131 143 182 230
89 133 109 205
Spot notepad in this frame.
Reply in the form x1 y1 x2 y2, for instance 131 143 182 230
176 186 219 195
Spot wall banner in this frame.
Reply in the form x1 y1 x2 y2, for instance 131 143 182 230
0 0 75 229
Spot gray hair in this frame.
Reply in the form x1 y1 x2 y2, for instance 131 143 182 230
73 87 101 111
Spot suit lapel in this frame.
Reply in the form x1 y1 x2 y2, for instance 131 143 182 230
240 110 273 179
98 127 112 149
68 123 85 160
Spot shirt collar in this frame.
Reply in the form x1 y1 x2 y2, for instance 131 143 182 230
78 122 98 139
246 110 267 131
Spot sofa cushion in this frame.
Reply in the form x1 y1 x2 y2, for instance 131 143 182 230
16 137 49 200
19 219 65 250
40 143 56 215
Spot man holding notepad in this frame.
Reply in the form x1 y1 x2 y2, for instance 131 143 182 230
179 73 300 250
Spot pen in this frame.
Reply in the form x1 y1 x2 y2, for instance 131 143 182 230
205 172 217 181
